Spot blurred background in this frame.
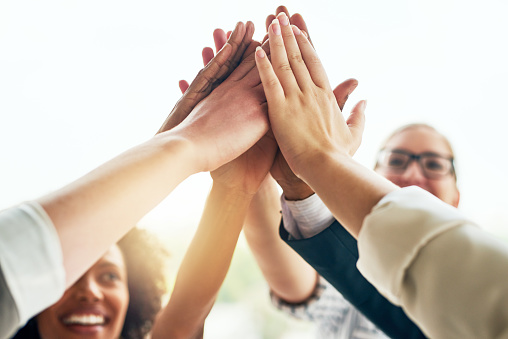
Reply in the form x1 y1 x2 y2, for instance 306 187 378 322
1 0 508 337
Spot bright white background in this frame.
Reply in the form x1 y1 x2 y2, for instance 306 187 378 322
1 0 508 337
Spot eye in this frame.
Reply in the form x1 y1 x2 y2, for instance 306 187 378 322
423 158 446 172
100 271 121 283
386 154 407 168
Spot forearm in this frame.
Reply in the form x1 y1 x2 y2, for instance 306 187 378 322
299 151 398 238
244 176 317 303
38 132 199 287
152 182 252 339
358 187 508 338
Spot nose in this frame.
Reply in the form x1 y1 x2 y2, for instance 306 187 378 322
73 275 104 302
399 160 426 184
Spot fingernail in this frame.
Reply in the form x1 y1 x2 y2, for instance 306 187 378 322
271 19 281 35
291 25 301 35
278 13 289 26
256 46 266 58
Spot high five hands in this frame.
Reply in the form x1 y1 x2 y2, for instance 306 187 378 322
176 8 367 194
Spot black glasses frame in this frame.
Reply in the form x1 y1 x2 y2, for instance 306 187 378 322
376 148 455 179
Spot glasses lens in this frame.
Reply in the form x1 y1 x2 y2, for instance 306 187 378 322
421 156 452 177
380 151 408 169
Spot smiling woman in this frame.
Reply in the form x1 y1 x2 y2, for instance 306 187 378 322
11 228 169 339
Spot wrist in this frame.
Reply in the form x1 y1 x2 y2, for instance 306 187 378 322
281 182 314 201
211 180 256 205
155 132 205 175
296 148 350 185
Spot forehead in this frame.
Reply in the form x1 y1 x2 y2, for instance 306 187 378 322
384 126 453 156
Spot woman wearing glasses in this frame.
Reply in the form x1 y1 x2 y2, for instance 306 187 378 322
245 123 459 339
375 124 459 208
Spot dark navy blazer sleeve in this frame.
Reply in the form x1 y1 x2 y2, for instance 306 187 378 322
280 219 427 339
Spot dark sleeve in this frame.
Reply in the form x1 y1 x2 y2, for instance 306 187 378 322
280 219 427 339
10 318 41 339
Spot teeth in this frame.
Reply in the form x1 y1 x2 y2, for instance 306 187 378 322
62 314 105 326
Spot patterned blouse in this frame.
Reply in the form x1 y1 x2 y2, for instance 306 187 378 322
271 277 390 339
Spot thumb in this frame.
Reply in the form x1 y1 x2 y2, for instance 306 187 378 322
333 79 358 111
179 80 190 94
346 100 367 156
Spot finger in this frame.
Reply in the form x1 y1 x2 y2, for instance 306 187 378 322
181 47 218 95
179 80 190 94
157 43 233 133
294 27 331 90
265 14 276 32
277 12 313 91
228 21 253 65
268 18 299 94
266 5 290 33
213 21 253 82
261 33 269 44
226 30 232 39
190 42 233 93
243 39 261 58
275 5 290 17
333 78 359 111
255 46 285 109
289 13 312 45
230 40 269 85
346 100 367 155
202 47 215 66
213 29 227 53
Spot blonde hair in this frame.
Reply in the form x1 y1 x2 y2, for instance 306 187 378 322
380 123 455 157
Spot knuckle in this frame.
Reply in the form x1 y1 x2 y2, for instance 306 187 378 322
282 29 294 39
288 52 304 64
276 62 292 73
272 38 285 49
307 55 322 66
267 77 280 88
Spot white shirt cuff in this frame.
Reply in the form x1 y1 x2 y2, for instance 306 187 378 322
281 193 335 239
0 201 65 328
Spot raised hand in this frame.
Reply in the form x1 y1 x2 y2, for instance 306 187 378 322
169 33 275 175
263 6 311 45
178 28 229 94
208 42 277 195
255 13 366 179
270 78 360 200
158 21 255 134
262 9 364 199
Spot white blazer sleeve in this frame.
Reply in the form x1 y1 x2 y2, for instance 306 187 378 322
0 202 65 339
357 186 508 338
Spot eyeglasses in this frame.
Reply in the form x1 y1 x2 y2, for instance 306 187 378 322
376 149 455 179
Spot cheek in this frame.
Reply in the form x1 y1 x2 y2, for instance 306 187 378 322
37 307 61 338
36 292 72 337
109 286 130 328
427 180 457 202
381 173 402 186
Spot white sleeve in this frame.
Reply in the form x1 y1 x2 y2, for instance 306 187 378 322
0 202 65 339
281 193 335 240
357 186 508 338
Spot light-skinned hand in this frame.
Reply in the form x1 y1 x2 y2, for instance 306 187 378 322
255 13 366 180
261 8 364 199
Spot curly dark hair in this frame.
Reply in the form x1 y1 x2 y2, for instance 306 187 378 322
118 227 169 339
12 227 169 339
